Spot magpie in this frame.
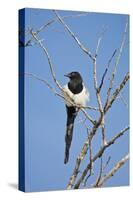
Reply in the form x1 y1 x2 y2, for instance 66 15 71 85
63 72 89 164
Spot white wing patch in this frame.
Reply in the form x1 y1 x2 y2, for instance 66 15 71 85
63 84 89 107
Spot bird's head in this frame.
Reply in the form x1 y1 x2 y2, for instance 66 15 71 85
64 71 83 82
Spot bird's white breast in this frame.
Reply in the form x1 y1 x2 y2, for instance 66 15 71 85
63 84 89 107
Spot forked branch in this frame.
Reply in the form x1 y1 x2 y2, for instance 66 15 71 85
95 154 129 187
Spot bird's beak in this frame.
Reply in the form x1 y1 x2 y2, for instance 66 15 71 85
64 73 71 78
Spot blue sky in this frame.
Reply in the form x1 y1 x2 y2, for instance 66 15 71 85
22 8 129 191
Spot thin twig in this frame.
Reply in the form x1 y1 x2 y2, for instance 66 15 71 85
113 81 128 109
95 25 108 57
101 122 107 146
88 137 93 177
96 154 129 187
98 49 117 92
118 92 128 109
76 115 89 132
82 105 99 111
93 156 103 187
104 72 129 112
24 72 64 99
102 156 111 172
92 155 111 187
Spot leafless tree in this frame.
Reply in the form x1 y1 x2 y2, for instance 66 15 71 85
20 10 129 189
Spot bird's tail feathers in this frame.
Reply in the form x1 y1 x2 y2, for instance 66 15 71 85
64 107 77 164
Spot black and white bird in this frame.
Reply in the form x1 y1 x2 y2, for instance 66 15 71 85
63 72 89 164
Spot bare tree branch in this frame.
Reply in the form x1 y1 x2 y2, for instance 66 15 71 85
93 38 106 145
104 19 128 109
93 58 103 113
36 12 89 34
95 25 107 57
80 108 96 125
53 10 94 61
73 126 129 189
95 154 129 187
20 13 89 47
30 30 63 91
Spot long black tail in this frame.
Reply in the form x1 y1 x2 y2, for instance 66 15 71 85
64 106 77 164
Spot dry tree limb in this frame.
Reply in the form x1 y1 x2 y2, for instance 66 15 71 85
21 13 89 47
94 30 107 116
95 154 129 187
73 126 129 189
104 19 128 109
80 108 96 125
30 30 63 91
36 12 89 34
93 44 106 145
93 58 103 113
53 10 94 61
